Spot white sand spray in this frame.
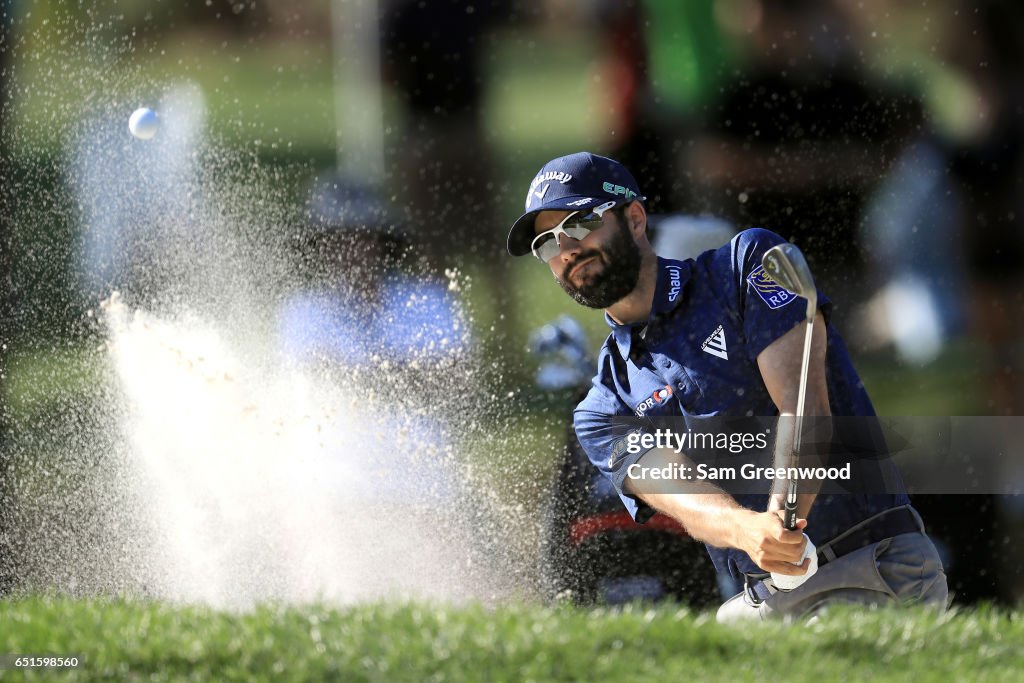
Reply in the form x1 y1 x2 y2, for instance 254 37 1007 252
97 289 511 610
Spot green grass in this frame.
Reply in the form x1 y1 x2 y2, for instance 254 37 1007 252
9 16 605 162
856 342 988 415
1 345 109 422
485 32 611 159
0 598 1019 681
9 16 338 159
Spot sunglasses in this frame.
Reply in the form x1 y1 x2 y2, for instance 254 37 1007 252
530 200 619 262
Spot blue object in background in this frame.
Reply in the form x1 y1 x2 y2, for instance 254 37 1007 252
278 277 469 367
863 137 967 364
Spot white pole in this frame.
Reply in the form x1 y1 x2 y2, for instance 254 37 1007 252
330 0 384 183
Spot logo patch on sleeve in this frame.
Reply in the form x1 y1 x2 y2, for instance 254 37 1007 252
747 265 798 310
608 434 628 468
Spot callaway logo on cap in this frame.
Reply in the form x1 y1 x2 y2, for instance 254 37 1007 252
506 152 645 256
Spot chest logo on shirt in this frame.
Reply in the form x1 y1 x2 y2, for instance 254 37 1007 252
634 385 674 417
701 325 729 360
747 264 798 309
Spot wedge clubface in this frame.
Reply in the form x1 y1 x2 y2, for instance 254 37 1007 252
761 243 817 531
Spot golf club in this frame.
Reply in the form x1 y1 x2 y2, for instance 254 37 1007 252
761 243 817 532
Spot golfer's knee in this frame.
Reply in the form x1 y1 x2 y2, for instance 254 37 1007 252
918 570 949 609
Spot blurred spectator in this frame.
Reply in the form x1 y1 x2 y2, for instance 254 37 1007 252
278 181 470 372
275 180 482 587
379 0 503 261
684 0 924 321
851 0 1024 406
379 0 518 356
276 180 472 505
848 0 1023 375
591 0 732 214
857 133 967 365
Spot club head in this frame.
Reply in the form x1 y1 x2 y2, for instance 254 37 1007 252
761 243 817 301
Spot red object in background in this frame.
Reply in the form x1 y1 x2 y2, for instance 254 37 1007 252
569 511 690 547
597 4 646 141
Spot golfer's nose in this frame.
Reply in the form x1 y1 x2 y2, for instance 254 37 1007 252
559 234 583 261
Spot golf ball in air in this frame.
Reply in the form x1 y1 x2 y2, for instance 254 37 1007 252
129 107 159 140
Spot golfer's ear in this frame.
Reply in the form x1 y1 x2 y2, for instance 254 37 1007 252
626 201 647 237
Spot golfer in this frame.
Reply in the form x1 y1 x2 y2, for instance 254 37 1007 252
507 152 948 620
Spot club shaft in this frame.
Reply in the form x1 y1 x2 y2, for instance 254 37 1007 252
784 305 815 530
793 308 814 456
784 480 798 530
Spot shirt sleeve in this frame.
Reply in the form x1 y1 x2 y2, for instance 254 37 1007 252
573 378 657 524
729 228 832 361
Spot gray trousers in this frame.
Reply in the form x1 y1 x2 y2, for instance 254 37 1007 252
717 509 948 623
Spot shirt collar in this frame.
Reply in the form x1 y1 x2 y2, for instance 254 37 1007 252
606 257 691 360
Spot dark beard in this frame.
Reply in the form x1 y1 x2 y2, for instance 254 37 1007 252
556 221 642 308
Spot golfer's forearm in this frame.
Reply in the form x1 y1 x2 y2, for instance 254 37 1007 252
769 476 821 521
624 447 754 549
797 492 818 520
632 488 755 550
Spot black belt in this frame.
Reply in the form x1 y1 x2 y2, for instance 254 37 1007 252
744 505 923 603
819 505 921 564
